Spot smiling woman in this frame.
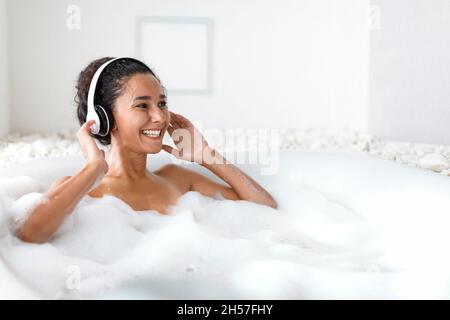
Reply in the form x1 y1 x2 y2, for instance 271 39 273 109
75 57 165 146
13 57 277 244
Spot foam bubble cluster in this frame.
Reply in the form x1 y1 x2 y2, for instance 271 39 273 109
1 151 450 299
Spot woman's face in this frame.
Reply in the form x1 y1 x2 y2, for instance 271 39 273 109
111 73 170 154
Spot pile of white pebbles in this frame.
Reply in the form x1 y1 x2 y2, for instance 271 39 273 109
0 128 449 176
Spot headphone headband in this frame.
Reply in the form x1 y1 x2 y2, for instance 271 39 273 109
87 57 123 118
86 57 127 135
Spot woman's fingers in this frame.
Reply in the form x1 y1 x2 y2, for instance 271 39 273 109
78 120 97 140
161 144 180 158
173 111 192 125
170 115 183 128
75 120 109 173
170 111 190 127
166 125 183 145
167 125 180 139
77 120 103 158
170 119 181 129
85 119 96 131
175 113 193 127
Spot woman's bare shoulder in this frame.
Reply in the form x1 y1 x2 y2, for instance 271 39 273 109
154 164 194 191
155 163 185 173
155 163 204 178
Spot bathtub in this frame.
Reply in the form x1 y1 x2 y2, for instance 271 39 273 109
1 150 450 299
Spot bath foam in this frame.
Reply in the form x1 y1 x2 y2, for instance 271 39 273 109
0 151 449 299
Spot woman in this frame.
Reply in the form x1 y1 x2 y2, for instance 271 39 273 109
16 57 277 243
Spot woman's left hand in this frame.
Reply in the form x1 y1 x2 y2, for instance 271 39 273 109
162 111 213 164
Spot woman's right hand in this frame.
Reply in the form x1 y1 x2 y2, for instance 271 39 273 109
77 119 109 175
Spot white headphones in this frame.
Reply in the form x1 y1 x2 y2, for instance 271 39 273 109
86 57 124 136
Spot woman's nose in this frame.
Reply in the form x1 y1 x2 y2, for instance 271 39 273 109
148 105 166 122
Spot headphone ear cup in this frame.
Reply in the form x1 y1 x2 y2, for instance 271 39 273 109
94 105 115 136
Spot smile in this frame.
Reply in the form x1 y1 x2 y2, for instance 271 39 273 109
141 129 162 138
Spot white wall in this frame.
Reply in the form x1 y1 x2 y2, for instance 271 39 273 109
0 0 10 137
5 0 370 135
330 0 369 131
369 0 450 145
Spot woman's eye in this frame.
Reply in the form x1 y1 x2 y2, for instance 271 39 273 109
136 102 167 109
159 101 168 108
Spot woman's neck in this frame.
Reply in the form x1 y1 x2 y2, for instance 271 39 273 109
105 144 150 181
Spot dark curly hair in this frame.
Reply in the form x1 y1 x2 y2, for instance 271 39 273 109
75 57 165 146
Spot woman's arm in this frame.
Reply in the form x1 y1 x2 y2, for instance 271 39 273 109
16 119 108 243
159 159 277 208
200 149 277 208
16 162 105 243
161 111 278 209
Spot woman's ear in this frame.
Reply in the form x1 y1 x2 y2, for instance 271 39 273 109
111 109 118 131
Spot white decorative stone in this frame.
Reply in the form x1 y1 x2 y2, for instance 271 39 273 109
419 153 449 172
1 128 450 175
